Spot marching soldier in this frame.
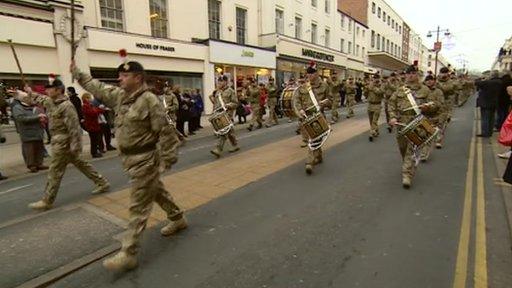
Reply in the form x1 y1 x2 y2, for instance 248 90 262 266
265 76 279 127
327 71 342 124
420 75 445 162
246 78 263 131
27 78 110 211
70 56 186 271
383 73 399 132
209 75 240 157
366 74 385 141
388 65 443 189
435 67 456 148
345 77 357 118
293 62 331 174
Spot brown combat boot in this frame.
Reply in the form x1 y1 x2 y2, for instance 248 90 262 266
210 148 221 158
28 200 52 211
103 251 138 271
92 182 110 195
305 164 313 175
402 177 411 189
161 217 188 236
228 146 240 153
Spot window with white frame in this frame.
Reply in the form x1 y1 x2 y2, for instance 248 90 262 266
399 25 401 34
362 30 365 38
325 28 330 47
381 37 385 51
295 17 302 39
376 34 380 50
383 11 386 22
208 0 221 39
377 7 381 18
99 0 124 31
348 19 352 32
372 2 376 13
311 23 317 44
340 14 345 28
356 26 360 36
348 41 352 54
387 15 390 25
236 7 247 45
386 39 390 53
340 38 345 53
356 44 360 56
311 0 317 8
362 47 365 56
149 0 168 38
325 0 330 13
275 9 284 34
392 19 394 28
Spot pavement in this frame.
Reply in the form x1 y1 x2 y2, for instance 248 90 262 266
1 99 512 288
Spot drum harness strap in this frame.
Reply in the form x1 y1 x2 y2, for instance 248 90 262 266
404 87 421 166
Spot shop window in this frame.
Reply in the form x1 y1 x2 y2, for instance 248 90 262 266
99 0 124 31
275 9 284 34
295 17 302 39
311 23 317 44
208 0 221 39
149 0 168 38
236 7 247 45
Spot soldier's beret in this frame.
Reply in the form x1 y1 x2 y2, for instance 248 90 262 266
424 75 436 81
390 72 397 77
217 75 228 82
45 78 64 89
117 61 145 74
306 61 318 74
405 65 418 74
440 67 450 73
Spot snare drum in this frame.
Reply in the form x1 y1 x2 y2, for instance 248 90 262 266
302 112 331 150
208 109 233 136
280 87 298 118
399 115 439 147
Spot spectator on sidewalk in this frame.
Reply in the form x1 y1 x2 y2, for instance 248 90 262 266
0 81 9 124
12 91 48 173
0 125 8 180
190 88 204 130
496 74 512 131
236 88 249 124
67 87 84 128
95 102 116 153
82 93 104 158
476 70 502 138
176 86 192 136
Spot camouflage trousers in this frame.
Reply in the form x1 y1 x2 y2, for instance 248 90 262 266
367 104 381 137
384 101 392 127
248 104 263 128
158 124 181 165
331 99 340 122
346 94 356 117
397 136 416 180
265 99 279 126
446 100 455 119
299 120 323 165
121 150 183 255
436 112 449 146
44 149 107 204
217 129 238 152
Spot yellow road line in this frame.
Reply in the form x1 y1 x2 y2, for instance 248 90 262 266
474 135 488 287
452 120 476 288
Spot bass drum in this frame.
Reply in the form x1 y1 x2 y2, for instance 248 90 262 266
279 87 298 118
302 112 331 150
399 114 439 147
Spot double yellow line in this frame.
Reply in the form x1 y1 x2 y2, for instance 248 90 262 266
453 111 488 288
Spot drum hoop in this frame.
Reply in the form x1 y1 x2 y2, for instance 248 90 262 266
398 115 425 136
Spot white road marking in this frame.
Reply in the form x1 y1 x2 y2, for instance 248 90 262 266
0 184 33 196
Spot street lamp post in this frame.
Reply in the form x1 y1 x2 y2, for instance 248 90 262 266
427 26 450 77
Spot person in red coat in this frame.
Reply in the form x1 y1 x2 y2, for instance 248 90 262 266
81 93 105 158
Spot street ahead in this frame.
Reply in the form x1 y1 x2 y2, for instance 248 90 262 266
1 101 512 288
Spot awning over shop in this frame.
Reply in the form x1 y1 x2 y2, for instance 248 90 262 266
367 51 410 72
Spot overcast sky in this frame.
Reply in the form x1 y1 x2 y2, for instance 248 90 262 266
386 0 512 72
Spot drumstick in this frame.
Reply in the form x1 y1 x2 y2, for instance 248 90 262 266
7 39 27 87
71 0 76 82
402 102 434 112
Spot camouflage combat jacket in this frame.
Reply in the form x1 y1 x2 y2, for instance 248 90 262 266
345 83 356 95
47 94 82 153
366 83 385 106
246 85 260 105
162 90 179 121
389 82 444 125
437 78 456 103
212 87 238 112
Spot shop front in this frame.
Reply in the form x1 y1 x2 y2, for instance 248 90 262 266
275 35 347 88
86 27 207 91
206 40 277 113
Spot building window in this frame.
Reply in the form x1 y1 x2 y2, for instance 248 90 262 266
377 7 381 18
325 0 330 13
356 26 360 36
311 23 317 43
362 30 365 38
99 0 124 31
386 39 390 53
372 2 376 13
348 41 352 54
340 14 345 28
275 9 284 34
348 19 352 32
208 0 221 39
362 47 365 56
311 0 317 8
376 34 380 50
428 61 431 67
387 15 390 25
325 28 330 47
236 7 247 45
381 37 385 51
399 25 402 34
399 47 401 56
356 44 360 56
371 30 375 48
340 38 345 53
392 19 394 28
295 17 302 39
149 0 168 38
383 11 386 22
